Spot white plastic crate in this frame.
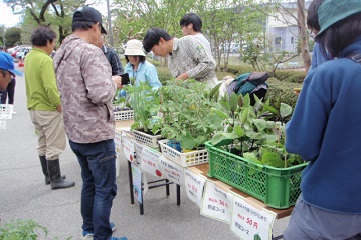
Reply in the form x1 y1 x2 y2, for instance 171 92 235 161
114 109 134 121
133 130 162 149
0 104 13 119
158 139 209 167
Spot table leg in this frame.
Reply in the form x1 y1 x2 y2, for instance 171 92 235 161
128 161 135 205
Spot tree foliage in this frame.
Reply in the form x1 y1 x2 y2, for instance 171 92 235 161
267 0 311 71
3 0 89 43
4 27 21 46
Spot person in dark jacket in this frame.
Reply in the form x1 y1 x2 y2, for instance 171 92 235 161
102 45 124 76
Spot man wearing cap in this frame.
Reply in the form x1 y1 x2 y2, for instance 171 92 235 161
53 6 126 240
285 0 361 239
0 52 22 91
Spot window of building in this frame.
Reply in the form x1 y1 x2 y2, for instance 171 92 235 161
291 36 294 44
275 37 281 44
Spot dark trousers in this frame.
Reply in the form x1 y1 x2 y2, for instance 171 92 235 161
69 139 117 240
250 88 267 106
1 78 16 104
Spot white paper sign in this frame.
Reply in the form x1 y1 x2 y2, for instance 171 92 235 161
114 131 123 178
134 142 143 165
231 194 276 240
131 163 143 204
121 134 135 162
114 130 122 158
158 156 184 186
184 169 206 208
201 180 232 223
140 146 162 177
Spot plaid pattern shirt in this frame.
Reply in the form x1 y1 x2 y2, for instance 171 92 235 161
167 36 217 83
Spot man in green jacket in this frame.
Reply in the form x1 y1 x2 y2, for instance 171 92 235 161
25 26 74 190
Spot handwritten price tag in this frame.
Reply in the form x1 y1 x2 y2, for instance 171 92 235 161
231 194 276 240
114 130 122 158
184 169 206 208
201 180 232 223
158 156 184 186
121 134 135 162
140 145 162 177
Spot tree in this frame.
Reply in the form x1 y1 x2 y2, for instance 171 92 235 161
198 0 266 71
0 25 5 46
3 0 88 43
5 27 21 47
267 0 311 71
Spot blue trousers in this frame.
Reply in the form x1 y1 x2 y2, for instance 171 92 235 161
69 139 117 240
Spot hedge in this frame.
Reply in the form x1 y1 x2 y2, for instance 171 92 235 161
151 64 304 109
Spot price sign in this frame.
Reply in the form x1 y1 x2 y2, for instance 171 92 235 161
121 134 135 162
231 194 276 240
134 142 143 165
158 156 184 186
131 163 143 204
201 180 232 223
140 145 162 177
114 130 122 158
184 169 206 208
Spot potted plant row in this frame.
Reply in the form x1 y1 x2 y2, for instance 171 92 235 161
151 79 222 167
113 89 134 121
122 82 164 149
206 93 308 209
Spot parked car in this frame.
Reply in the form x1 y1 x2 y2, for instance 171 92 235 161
219 42 240 53
19 48 31 60
15 46 31 59
7 45 22 55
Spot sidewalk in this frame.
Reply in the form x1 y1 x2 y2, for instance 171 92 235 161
0 67 289 240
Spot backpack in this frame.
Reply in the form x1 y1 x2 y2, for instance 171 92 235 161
227 72 269 97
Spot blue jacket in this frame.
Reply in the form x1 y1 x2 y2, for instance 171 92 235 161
124 61 162 90
286 38 361 214
308 43 330 73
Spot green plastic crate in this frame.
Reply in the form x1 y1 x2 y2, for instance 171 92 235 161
205 141 308 209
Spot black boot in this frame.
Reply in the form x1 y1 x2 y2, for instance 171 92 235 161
39 156 66 185
47 159 75 189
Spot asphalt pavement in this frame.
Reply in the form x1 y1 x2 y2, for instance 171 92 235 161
0 64 289 240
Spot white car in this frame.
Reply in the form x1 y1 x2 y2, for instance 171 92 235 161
7 45 22 55
15 47 31 59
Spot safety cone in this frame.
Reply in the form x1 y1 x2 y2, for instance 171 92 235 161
18 59 24 67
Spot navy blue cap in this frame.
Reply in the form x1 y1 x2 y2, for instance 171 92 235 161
72 6 107 34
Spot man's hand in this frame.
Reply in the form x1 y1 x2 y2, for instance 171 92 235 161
112 75 122 89
56 105 62 113
176 72 189 80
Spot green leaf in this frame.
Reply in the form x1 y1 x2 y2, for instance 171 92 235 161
253 119 266 132
261 152 285 168
211 108 229 119
233 125 245 137
243 152 262 165
229 93 238 112
280 103 293 118
262 105 279 115
240 108 248 124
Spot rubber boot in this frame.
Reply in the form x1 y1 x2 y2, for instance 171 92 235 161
47 159 75 189
39 156 66 185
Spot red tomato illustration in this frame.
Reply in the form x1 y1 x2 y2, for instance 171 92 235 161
155 170 162 177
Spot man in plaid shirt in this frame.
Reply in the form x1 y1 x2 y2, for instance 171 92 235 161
143 27 218 87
